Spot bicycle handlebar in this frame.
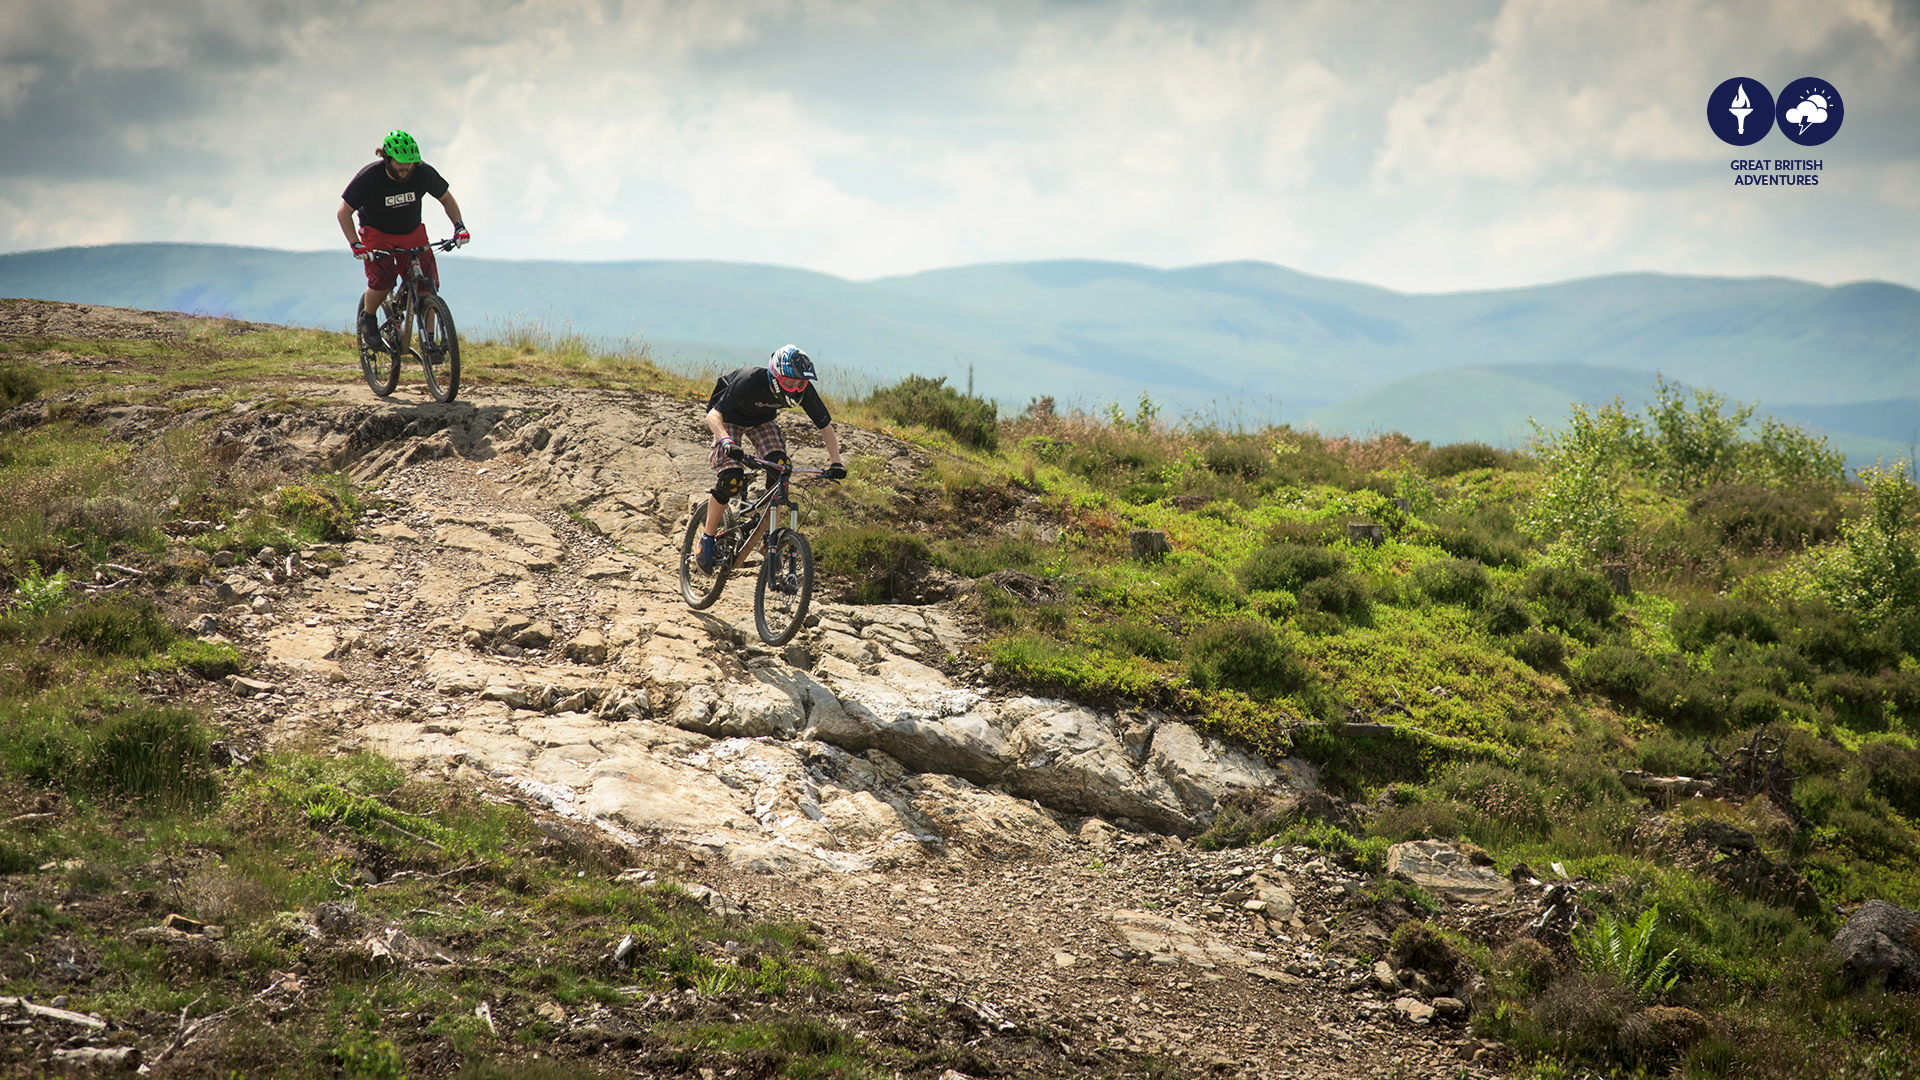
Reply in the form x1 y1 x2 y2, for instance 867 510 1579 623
356 239 460 260
742 453 831 477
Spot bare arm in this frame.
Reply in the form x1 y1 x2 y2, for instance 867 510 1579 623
437 191 464 227
706 407 729 442
821 423 842 466
336 200 360 246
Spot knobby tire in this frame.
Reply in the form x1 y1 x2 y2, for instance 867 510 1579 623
418 293 461 403
754 529 813 645
357 301 400 397
679 508 730 610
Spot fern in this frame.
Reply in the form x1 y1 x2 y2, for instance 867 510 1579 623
1572 902 1681 1001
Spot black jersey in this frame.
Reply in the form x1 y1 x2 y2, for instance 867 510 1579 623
342 160 450 235
707 365 832 429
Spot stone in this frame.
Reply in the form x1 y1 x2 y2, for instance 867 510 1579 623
1392 996 1434 1023
1129 528 1172 560
1385 839 1514 902
189 613 220 636
1431 996 1468 1020
227 675 278 698
1147 721 1317 822
1832 900 1920 990
1003 701 1194 834
513 621 556 648
564 630 608 665
1371 960 1403 993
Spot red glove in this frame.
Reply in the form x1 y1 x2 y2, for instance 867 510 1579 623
351 241 374 261
453 221 471 248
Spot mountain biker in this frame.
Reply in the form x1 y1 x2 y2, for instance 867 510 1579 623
336 130 469 351
698 345 847 571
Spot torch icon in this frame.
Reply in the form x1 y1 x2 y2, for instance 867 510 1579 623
1728 83 1754 135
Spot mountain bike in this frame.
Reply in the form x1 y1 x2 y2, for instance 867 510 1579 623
678 454 826 646
355 238 462 403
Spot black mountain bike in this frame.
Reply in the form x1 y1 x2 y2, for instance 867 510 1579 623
679 454 825 646
356 239 462 403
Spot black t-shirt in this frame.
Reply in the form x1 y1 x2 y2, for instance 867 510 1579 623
707 366 832 429
342 160 450 235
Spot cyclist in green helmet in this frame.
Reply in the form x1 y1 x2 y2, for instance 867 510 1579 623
336 130 470 353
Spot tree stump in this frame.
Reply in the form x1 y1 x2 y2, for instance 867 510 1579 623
1346 523 1385 547
1129 528 1172 561
1603 563 1630 595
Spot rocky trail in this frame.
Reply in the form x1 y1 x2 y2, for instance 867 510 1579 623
29 318 1529 1077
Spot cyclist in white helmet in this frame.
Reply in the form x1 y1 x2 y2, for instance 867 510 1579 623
698 345 846 571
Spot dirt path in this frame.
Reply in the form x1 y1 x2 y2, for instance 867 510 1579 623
142 398 1503 1078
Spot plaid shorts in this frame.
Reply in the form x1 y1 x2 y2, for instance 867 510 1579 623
709 420 786 473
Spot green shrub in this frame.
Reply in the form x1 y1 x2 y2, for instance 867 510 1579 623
1298 574 1371 624
1100 618 1179 661
1672 597 1780 651
1201 437 1271 480
1576 645 1656 704
1860 741 1920 820
273 483 354 542
1185 618 1312 699
1411 557 1492 606
1573 903 1680 1002
8 561 70 614
3 703 218 806
1524 563 1617 639
0 364 42 409
1423 508 1527 569
1172 566 1246 612
1424 440 1520 477
866 374 999 451
47 495 157 542
1237 545 1346 593
1690 483 1841 551
1482 593 1534 636
1510 631 1566 671
53 596 174 656
931 535 1042 578
812 525 930 582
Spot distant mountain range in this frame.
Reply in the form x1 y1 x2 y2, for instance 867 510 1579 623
2 243 1914 469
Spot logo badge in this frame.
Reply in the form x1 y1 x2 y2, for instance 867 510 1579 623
1776 78 1842 146
1708 78 1774 145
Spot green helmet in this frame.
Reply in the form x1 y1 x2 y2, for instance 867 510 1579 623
382 130 421 163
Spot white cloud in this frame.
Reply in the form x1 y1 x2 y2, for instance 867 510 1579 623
0 0 1915 291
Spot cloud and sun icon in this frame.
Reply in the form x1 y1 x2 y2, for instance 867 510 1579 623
1784 92 1830 134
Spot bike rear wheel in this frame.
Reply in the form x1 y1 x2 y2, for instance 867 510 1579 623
356 302 400 397
754 529 814 645
679 506 731 610
418 293 461 403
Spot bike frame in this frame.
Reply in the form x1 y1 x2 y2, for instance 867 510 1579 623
369 240 455 351
724 454 826 561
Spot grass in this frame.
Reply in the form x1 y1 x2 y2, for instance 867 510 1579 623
5 306 1920 1078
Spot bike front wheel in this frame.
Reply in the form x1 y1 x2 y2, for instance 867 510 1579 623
754 529 814 645
417 293 461 403
356 302 400 397
679 507 731 610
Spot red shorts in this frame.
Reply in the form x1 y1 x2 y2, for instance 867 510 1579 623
359 225 438 293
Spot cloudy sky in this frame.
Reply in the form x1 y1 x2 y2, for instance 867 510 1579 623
2 0 1916 292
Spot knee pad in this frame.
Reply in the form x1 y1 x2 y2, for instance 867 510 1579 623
761 449 790 481
711 467 747 500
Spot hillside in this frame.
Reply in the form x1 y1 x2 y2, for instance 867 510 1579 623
1 299 1917 1079
1 244 1914 467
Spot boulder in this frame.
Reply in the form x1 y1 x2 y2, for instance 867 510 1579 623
1147 722 1317 822
1385 840 1514 902
1832 900 1920 990
563 630 608 665
1003 701 1195 834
